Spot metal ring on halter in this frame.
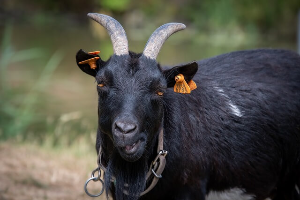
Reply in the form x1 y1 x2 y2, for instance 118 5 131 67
84 176 105 197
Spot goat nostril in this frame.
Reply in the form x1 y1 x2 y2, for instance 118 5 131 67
115 121 137 134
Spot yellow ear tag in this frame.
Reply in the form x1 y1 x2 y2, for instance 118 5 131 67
174 74 191 94
78 57 99 69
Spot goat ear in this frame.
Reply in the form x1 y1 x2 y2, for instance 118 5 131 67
76 49 105 77
163 61 198 88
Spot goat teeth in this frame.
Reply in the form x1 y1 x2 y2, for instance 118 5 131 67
125 143 136 151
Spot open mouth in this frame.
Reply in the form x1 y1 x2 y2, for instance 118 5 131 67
122 139 141 154
115 135 147 162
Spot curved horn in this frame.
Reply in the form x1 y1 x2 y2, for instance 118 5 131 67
87 13 128 56
143 23 186 60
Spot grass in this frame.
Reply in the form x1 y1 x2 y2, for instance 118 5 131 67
0 22 62 140
0 23 97 153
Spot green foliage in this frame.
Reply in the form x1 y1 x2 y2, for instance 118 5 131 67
2 0 300 38
0 23 97 148
180 0 300 38
0 22 63 140
98 0 131 12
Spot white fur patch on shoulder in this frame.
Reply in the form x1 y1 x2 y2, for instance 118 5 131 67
296 185 300 194
207 188 255 200
214 86 243 117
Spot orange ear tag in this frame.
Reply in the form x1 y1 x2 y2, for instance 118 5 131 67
188 80 197 91
88 51 100 55
174 74 191 94
78 57 99 69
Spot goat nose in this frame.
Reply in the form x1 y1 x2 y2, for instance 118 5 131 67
115 121 137 134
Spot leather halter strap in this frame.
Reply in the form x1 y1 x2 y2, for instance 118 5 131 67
141 128 167 196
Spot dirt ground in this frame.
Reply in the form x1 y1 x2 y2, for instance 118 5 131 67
0 142 254 200
0 142 106 200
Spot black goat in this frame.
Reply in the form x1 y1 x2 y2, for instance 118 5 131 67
76 13 300 200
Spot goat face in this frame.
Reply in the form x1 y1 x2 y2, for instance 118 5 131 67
76 13 198 162
97 54 166 162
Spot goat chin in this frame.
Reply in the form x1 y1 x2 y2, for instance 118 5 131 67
104 150 148 200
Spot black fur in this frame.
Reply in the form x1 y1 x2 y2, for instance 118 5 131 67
76 48 300 200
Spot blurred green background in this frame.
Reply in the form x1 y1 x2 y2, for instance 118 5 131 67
0 0 300 149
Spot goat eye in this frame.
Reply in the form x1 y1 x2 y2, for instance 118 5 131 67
156 91 164 96
98 83 105 87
